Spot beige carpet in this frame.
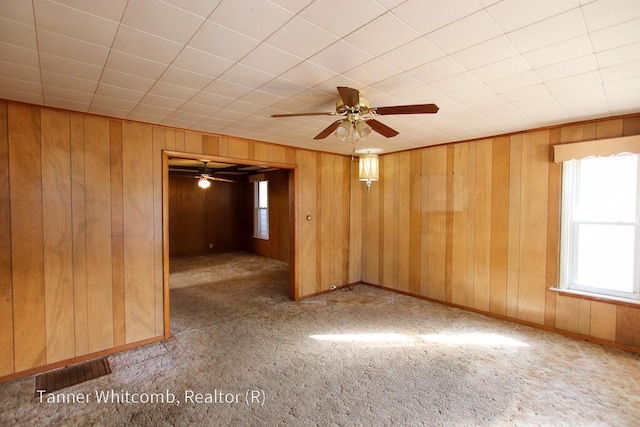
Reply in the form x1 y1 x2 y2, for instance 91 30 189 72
1 251 639 426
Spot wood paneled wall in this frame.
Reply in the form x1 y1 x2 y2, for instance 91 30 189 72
361 114 640 351
242 169 292 263
168 174 243 257
0 101 355 380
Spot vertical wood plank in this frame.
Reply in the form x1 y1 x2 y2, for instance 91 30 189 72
8 103 46 371
363 163 380 285
419 150 430 296
397 152 411 292
254 142 268 162
489 137 509 315
164 129 176 151
545 128 561 327
427 146 447 301
0 102 14 376
152 126 165 336
41 109 75 364
202 134 219 155
84 115 114 353
590 302 616 341
555 294 579 333
408 150 422 295
451 143 469 306
110 120 125 347
184 131 202 154
298 151 317 296
349 159 362 283
70 113 88 356
596 119 624 139
473 140 492 311
444 145 454 303
616 306 640 347
383 154 398 289
517 131 549 325
506 135 522 318
465 143 477 307
174 131 185 152
228 138 249 159
122 122 156 343
340 156 350 285
577 300 591 336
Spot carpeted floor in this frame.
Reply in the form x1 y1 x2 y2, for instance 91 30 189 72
1 251 639 426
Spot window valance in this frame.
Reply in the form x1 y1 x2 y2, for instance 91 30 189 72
553 134 640 163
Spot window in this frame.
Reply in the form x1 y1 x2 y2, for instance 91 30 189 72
254 180 268 239
559 153 640 301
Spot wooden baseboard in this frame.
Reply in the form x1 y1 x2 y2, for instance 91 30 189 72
298 282 360 300
0 336 163 384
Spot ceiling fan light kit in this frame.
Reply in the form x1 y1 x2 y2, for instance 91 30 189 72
197 176 211 189
272 87 438 190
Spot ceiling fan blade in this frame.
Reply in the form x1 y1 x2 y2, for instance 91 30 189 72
375 103 439 115
337 86 360 108
271 112 335 118
313 121 342 140
208 176 234 183
367 119 399 138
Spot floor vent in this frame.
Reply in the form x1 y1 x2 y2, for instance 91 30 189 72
35 358 111 396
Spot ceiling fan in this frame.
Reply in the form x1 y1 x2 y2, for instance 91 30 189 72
271 86 439 140
196 162 234 189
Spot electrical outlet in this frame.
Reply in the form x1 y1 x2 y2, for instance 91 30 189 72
209 243 213 249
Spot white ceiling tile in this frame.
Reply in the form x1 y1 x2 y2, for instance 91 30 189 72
100 68 156 92
500 83 550 102
269 0 314 14
89 104 129 118
379 37 445 72
0 76 42 95
140 93 185 109
507 9 588 53
177 100 219 116
172 48 234 79
39 52 103 81
597 41 640 67
167 109 207 122
429 72 483 95
112 25 183 64
130 102 173 117
259 78 309 98
0 1 35 24
425 11 502 54
342 59 401 87
105 49 167 80
604 75 640 94
0 42 39 68
121 0 205 44
600 59 640 82
265 16 338 59
33 0 119 47
299 0 386 38
95 83 145 102
0 60 39 83
239 90 286 107
218 63 275 88
511 95 569 124
44 96 90 112
38 29 109 66
280 61 338 87
553 84 606 107
582 0 640 31
387 84 441 104
240 44 303 76
161 116 200 129
188 20 260 62
345 13 420 57
210 0 294 40
407 56 465 84
391 0 482 35
545 70 602 94
161 0 221 18
92 93 137 111
450 36 519 70
159 66 213 90
287 88 334 107
535 55 599 81
51 0 128 21
0 17 37 49
149 81 198 100
522 35 594 69
202 79 254 99
222 99 266 115
488 70 542 94
308 40 374 74
590 18 640 52
471 55 532 82
486 0 579 32
0 87 42 104
447 84 496 103
42 70 98 93
43 85 93 103
369 73 424 96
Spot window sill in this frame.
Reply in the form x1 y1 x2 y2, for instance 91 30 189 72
549 287 640 308
252 236 269 241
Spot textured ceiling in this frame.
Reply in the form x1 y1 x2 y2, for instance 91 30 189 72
1 0 639 155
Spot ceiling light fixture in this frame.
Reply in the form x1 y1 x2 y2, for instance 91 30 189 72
198 176 211 189
334 119 351 141
356 148 382 191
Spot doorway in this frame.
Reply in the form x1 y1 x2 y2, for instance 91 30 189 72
161 151 297 338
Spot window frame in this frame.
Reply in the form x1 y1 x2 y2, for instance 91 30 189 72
253 180 269 240
559 154 640 302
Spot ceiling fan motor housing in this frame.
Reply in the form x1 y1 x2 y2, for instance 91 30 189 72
335 96 371 115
